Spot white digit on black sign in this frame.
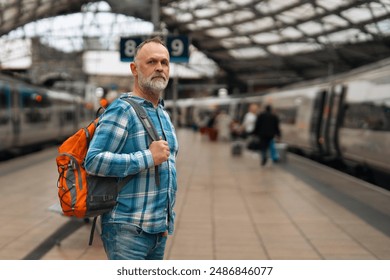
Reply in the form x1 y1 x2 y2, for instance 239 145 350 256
124 40 137 57
171 39 184 56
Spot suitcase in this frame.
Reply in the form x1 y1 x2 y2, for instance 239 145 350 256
231 141 243 156
275 143 288 163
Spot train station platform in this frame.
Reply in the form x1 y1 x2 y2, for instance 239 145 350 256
0 128 389 260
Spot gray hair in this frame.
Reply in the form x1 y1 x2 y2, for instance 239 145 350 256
134 37 167 61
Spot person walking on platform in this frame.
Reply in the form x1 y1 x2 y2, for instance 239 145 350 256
253 104 281 166
85 37 179 260
241 103 258 138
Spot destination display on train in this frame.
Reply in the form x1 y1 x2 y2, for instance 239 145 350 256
119 35 189 63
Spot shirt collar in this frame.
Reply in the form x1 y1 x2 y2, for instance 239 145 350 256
121 92 165 108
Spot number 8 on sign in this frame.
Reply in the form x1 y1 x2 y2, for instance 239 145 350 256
124 39 137 57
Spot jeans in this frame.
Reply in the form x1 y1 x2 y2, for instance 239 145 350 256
269 139 279 162
101 223 167 260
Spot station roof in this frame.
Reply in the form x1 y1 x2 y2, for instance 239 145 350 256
1 0 390 90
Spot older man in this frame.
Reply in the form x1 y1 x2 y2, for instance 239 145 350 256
85 37 179 260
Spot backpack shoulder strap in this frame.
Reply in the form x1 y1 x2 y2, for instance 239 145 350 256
122 97 160 141
121 96 160 186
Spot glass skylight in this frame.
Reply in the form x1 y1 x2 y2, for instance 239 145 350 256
1 0 390 88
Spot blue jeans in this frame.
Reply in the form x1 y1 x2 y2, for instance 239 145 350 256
269 139 279 162
101 223 168 260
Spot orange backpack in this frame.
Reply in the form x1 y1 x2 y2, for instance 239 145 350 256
56 116 130 218
56 118 100 218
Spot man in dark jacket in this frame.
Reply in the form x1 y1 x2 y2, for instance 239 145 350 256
254 104 281 166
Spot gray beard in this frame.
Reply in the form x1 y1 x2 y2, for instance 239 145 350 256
138 73 168 97
146 78 167 92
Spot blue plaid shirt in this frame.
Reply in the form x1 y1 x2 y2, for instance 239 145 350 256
85 94 179 235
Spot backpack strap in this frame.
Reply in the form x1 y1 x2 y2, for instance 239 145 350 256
123 98 160 141
121 97 161 187
89 217 98 246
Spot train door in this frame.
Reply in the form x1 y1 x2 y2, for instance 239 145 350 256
328 84 346 158
319 88 333 157
185 106 195 128
0 81 13 153
10 83 21 148
238 102 250 124
309 89 327 156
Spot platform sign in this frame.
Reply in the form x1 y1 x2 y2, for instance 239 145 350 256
166 35 189 63
120 35 189 63
120 36 143 62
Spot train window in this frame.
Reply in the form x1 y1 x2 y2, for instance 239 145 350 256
63 111 75 122
342 102 389 131
218 104 230 114
0 85 10 125
275 107 297 124
20 91 51 108
20 89 52 123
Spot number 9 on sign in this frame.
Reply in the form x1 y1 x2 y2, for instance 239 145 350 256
167 35 189 62
170 39 184 56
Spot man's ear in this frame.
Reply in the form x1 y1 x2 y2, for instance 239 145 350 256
130 62 137 76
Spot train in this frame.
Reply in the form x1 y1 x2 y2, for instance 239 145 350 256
0 73 97 158
165 58 390 187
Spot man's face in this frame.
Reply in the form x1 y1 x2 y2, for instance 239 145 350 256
134 42 170 93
